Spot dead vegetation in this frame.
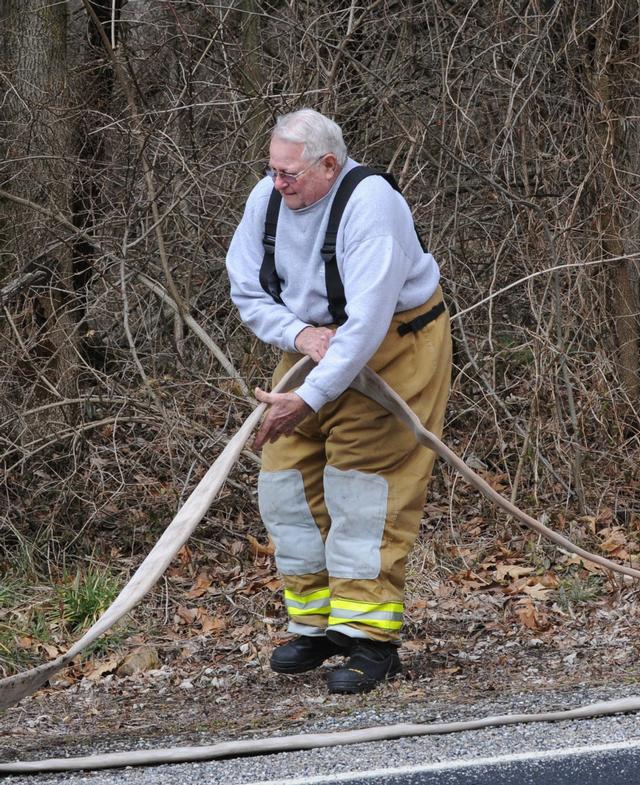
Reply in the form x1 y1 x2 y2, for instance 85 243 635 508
0 0 639 705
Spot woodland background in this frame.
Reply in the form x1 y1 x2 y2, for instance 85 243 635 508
0 0 639 681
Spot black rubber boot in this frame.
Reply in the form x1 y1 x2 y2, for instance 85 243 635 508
326 639 401 693
270 635 345 674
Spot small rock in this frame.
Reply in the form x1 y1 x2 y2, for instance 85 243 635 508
116 645 160 677
465 455 487 471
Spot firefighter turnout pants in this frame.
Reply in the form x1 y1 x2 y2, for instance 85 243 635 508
259 286 452 643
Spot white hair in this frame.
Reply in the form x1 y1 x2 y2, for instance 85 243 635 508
272 109 348 166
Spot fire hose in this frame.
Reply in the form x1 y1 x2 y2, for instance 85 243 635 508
2 356 640 774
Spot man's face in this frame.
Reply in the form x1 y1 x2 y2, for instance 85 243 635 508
268 137 339 210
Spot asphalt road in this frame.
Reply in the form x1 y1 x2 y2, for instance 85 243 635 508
257 740 640 785
3 685 640 784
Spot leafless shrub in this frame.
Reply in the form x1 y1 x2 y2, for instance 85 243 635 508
0 0 638 579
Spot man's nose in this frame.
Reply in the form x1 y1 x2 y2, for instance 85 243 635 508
273 172 292 191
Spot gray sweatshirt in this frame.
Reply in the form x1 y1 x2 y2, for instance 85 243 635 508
226 158 441 411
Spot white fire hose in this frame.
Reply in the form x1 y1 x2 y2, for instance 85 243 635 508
2 356 639 774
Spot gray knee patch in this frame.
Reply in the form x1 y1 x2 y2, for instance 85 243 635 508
324 466 388 580
258 469 325 575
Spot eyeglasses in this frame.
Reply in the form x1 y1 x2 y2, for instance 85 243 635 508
264 155 325 184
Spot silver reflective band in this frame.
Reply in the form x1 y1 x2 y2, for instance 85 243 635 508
324 465 388 579
258 469 326 575
322 623 371 639
287 620 327 636
329 607 403 623
285 596 330 613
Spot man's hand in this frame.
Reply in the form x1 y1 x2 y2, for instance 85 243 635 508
294 326 335 363
253 388 312 449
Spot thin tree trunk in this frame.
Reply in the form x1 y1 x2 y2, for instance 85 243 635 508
1 0 78 433
588 2 640 417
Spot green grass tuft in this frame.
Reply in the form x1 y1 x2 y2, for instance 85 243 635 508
54 567 120 632
555 573 603 610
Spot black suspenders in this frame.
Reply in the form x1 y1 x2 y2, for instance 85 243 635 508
259 187 284 305
259 166 432 329
320 167 404 324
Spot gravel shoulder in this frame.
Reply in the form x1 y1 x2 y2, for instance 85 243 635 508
0 564 640 785
2 680 640 784
2 607 640 784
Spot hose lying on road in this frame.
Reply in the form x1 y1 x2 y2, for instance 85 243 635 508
2 356 639 773
3 695 640 774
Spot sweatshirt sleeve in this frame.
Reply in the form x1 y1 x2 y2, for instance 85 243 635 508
294 178 427 411
225 179 309 352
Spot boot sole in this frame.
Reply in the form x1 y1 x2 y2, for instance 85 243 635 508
327 662 401 694
270 658 329 674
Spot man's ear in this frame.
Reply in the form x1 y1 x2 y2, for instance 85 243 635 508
322 154 339 178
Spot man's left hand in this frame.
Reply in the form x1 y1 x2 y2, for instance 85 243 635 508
253 388 312 449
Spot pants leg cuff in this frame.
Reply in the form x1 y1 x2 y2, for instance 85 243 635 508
327 623 401 645
288 620 328 636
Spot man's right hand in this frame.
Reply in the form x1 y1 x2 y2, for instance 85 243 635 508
294 326 335 363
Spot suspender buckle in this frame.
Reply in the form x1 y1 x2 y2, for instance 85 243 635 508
321 231 337 263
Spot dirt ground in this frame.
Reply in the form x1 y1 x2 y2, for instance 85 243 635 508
3 584 640 765
4 501 640 764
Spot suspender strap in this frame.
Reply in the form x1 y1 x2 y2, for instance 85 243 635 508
259 188 284 304
321 167 396 324
320 166 427 324
259 166 427 325
397 300 446 336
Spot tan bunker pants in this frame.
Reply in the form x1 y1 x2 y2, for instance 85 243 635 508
260 287 452 643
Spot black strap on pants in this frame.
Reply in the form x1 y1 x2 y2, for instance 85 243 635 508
396 300 446 336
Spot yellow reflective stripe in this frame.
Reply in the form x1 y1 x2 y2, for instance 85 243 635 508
284 587 330 605
331 598 403 614
328 615 403 631
328 597 404 631
284 587 330 617
290 605 331 617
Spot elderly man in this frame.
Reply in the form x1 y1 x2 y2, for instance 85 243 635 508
226 108 451 693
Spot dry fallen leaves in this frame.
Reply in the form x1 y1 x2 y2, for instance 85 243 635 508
199 612 226 635
174 604 227 635
493 565 535 581
505 573 558 600
175 604 198 625
520 583 554 601
514 597 551 631
16 637 59 660
598 527 634 562
84 653 123 681
116 645 160 677
185 573 213 599
561 554 604 574
246 534 275 558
